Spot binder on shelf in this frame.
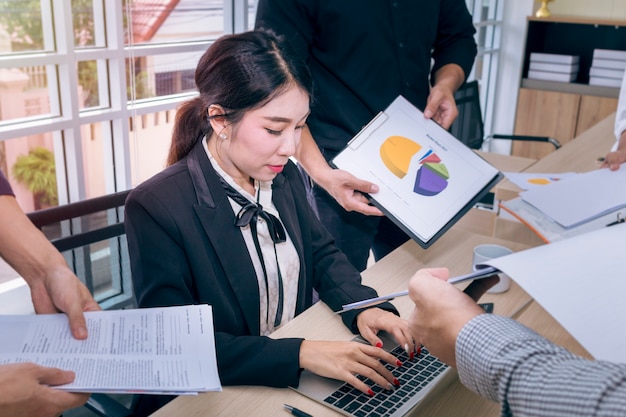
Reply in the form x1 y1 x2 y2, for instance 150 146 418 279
330 95 502 249
529 61 579 74
589 76 623 88
591 58 626 71
527 70 577 83
529 52 579 65
589 67 625 80
592 48 626 61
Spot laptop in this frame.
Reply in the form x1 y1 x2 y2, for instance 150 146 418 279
290 332 456 417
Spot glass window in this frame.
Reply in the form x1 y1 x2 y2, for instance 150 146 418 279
125 0 225 46
0 1 253 303
0 1 47 53
125 50 204 100
466 0 503 145
1 133 60 212
0 65 59 123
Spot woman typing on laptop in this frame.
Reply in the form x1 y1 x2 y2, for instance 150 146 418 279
125 30 414 416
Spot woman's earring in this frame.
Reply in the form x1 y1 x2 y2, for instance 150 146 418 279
219 132 227 140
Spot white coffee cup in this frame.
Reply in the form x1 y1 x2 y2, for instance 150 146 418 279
472 244 513 293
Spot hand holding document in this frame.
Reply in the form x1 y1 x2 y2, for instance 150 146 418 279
330 95 502 248
0 305 221 395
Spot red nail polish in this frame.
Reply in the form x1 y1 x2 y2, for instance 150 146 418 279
396 360 403 367
376 342 383 348
393 378 400 386
368 389 375 397
417 346 422 356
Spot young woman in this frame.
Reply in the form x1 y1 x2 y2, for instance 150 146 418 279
125 30 414 415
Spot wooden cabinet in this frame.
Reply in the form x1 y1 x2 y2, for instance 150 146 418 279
512 16 624 160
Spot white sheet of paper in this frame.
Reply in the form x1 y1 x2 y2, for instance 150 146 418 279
503 172 577 190
481 223 626 363
0 305 222 394
519 165 626 228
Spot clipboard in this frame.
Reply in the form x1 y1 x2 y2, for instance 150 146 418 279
331 96 503 248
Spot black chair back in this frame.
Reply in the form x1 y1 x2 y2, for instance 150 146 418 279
449 80 485 150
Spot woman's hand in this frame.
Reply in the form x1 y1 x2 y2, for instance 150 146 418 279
356 308 416 359
299 340 401 395
601 149 626 171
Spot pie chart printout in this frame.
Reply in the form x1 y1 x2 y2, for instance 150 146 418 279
379 136 449 197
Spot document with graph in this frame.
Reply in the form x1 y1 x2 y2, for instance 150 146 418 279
331 95 502 248
0 304 221 395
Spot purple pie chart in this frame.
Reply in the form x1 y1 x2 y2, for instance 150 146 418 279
414 162 449 196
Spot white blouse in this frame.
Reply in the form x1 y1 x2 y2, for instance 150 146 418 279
204 140 300 335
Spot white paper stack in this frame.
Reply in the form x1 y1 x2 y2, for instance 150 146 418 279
499 166 626 244
527 52 579 83
0 305 223 395
589 49 626 88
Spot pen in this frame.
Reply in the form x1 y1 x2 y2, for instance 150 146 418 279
606 212 624 227
336 266 499 313
283 404 314 417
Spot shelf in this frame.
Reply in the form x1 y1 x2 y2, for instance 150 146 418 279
523 18 626 85
527 15 626 27
521 79 620 98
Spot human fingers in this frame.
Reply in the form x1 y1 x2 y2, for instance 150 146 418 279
300 341 400 396
340 191 384 216
601 150 626 171
424 89 458 129
431 97 459 130
37 366 76 386
408 268 449 303
26 367 85 417
45 271 101 339
37 366 91 412
328 171 384 216
357 309 416 360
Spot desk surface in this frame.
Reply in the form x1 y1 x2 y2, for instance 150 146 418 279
150 229 532 417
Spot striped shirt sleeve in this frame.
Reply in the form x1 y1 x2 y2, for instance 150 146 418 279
456 313 626 417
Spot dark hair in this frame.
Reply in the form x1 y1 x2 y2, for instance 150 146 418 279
167 29 313 165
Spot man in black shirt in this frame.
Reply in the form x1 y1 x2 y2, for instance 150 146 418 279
256 0 477 270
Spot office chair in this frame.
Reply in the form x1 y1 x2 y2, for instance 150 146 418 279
449 80 562 151
27 190 136 417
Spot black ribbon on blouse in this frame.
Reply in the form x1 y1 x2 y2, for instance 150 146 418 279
218 176 286 328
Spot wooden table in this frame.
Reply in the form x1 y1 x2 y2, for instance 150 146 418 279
150 229 532 417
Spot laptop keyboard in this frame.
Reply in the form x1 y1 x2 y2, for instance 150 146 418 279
322 345 448 417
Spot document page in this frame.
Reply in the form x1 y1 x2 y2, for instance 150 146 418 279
0 305 221 394
331 95 501 248
519 165 626 228
480 223 626 363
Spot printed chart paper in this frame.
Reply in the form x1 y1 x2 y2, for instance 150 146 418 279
331 95 502 248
